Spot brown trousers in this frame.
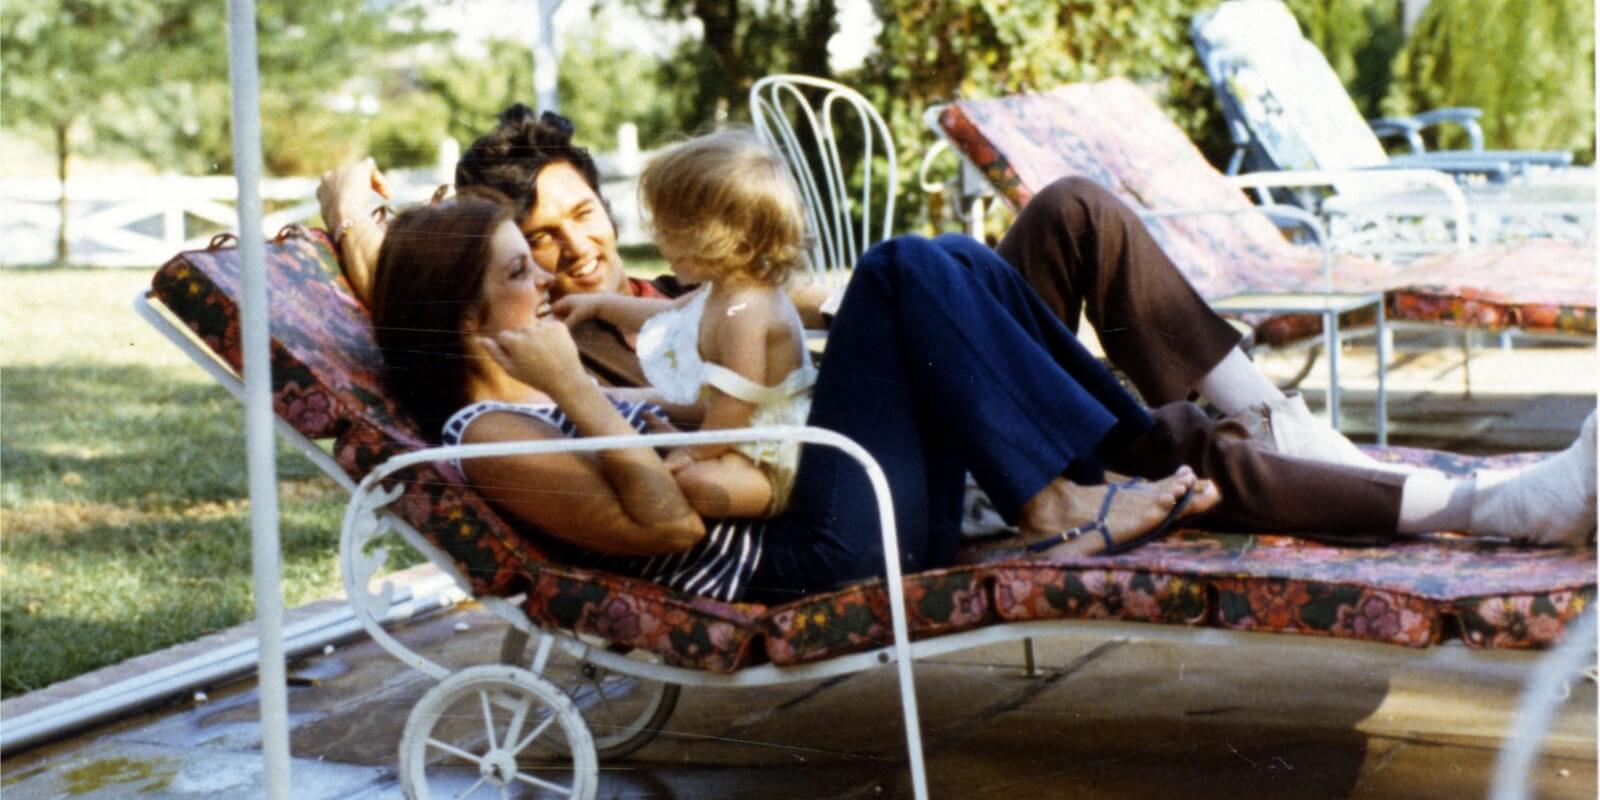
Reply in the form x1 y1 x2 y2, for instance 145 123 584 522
997 177 1404 537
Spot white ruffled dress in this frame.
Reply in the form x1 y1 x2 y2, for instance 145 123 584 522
637 288 818 514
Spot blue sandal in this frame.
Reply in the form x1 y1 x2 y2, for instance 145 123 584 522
1024 479 1197 556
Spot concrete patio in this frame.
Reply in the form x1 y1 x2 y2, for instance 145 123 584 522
3 334 1595 799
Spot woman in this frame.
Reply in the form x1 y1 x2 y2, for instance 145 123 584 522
371 193 1595 605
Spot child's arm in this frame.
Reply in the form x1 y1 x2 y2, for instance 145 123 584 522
553 290 695 334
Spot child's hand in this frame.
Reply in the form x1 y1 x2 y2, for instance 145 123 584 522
663 447 696 474
552 294 607 328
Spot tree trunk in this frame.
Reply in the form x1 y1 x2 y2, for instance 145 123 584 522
796 0 836 79
54 121 70 266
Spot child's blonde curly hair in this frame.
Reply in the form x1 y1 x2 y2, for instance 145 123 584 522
639 128 809 285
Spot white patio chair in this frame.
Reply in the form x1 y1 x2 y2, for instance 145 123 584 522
749 74 898 294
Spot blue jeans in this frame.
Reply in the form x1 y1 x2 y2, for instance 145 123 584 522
746 235 1153 604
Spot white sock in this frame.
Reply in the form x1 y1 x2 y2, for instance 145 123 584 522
1397 473 1475 533
1469 411 1598 545
1196 348 1285 415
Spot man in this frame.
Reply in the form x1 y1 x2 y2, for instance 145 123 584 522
319 106 1370 469
320 107 1600 544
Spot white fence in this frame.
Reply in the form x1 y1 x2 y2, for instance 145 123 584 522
1 147 649 268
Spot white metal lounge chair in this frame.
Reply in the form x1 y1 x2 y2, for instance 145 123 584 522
136 226 1595 799
1191 0 1589 257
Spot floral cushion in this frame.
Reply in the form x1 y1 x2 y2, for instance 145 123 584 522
1389 239 1596 335
939 80 1393 302
150 232 544 596
151 236 1594 670
760 568 993 666
521 564 766 673
937 79 1597 338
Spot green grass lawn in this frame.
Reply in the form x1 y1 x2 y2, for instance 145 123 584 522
0 256 669 699
0 269 356 697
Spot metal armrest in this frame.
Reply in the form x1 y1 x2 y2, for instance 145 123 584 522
1371 108 1486 155
1226 168 1472 248
1412 107 1486 152
1370 117 1427 155
1136 204 1334 289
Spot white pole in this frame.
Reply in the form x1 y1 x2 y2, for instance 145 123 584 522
534 0 564 113
226 0 292 796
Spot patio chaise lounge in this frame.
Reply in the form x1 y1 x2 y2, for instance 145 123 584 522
931 79 1594 425
136 224 1594 798
1191 0 1587 255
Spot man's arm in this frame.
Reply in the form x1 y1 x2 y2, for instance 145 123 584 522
317 159 391 305
786 279 835 329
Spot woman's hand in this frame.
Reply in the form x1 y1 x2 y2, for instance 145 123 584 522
478 320 586 396
317 158 391 230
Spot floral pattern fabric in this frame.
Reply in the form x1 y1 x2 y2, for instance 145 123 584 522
937 79 1596 337
152 235 1593 673
151 233 544 596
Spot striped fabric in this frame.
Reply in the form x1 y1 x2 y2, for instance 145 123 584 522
442 398 766 602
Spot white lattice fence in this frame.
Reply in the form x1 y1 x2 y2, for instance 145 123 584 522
2 145 649 268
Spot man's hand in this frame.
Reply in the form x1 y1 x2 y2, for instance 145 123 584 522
317 158 391 230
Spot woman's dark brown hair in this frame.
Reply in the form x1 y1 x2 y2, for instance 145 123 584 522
369 191 514 439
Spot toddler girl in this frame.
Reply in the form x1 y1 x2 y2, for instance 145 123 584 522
554 130 816 518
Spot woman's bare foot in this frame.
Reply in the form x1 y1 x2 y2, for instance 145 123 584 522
1019 466 1222 557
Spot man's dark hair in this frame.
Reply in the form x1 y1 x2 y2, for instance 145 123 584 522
454 104 604 222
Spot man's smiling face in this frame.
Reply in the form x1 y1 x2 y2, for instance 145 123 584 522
518 161 628 298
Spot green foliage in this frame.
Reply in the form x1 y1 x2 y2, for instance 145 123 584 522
628 0 835 132
1386 0 1595 162
557 20 682 150
859 0 1226 233
0 270 356 696
1 0 435 176
365 23 684 169
1281 0 1404 118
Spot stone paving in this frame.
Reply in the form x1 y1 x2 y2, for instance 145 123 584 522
2 339 1595 798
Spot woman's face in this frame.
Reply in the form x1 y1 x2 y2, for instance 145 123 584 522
475 220 555 335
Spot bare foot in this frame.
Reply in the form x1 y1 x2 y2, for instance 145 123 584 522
1019 467 1222 557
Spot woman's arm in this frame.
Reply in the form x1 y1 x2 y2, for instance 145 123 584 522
603 386 707 427
473 322 706 554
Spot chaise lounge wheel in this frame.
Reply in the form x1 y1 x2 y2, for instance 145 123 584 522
399 664 598 800
501 627 681 761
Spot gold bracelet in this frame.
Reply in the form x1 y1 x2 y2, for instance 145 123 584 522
333 218 358 249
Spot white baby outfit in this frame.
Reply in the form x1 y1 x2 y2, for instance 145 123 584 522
637 288 817 514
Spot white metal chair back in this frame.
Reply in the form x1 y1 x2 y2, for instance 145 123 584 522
750 75 897 288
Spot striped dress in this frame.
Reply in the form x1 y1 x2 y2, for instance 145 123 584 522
441 398 766 603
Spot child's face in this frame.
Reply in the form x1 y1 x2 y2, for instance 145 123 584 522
656 234 715 285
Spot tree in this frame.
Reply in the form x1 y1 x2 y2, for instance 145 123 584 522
2 0 432 261
627 0 836 132
1 0 166 262
858 0 1226 233
1386 0 1595 161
